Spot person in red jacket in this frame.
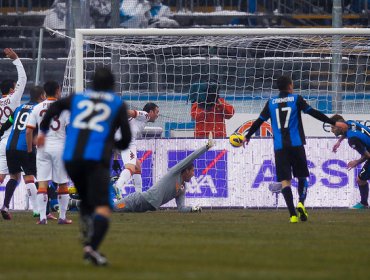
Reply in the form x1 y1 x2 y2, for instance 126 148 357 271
190 83 235 138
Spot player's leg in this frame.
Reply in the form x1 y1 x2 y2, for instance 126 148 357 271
1 150 21 220
36 150 52 224
115 143 137 191
352 160 370 209
65 161 109 266
0 140 9 186
21 150 38 217
51 150 72 224
275 149 297 223
297 177 308 204
1 173 20 220
292 147 310 221
133 159 142 193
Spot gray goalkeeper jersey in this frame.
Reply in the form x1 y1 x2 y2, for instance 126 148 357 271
115 144 208 212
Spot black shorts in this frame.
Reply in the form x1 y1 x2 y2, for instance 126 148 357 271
274 146 309 182
64 161 111 211
6 150 36 176
358 160 370 181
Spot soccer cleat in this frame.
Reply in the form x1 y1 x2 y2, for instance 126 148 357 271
37 219 47 225
290 215 298 223
47 213 58 220
1 207 11 220
58 218 73 225
84 250 108 266
350 202 367 209
297 202 308 222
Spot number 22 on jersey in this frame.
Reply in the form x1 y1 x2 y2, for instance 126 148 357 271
72 100 111 132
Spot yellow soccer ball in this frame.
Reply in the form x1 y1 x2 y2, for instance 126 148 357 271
229 132 245 147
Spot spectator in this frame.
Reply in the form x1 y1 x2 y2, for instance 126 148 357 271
120 0 151 28
148 0 179 28
190 82 235 139
43 0 66 31
90 0 111 28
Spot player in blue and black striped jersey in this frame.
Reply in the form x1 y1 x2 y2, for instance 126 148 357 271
0 86 45 220
38 68 132 266
244 75 346 223
330 114 370 209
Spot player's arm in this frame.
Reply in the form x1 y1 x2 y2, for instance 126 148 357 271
0 114 14 138
298 96 347 130
5 48 27 101
347 138 370 170
332 135 346 153
244 101 270 144
170 143 211 174
114 103 132 150
175 193 201 213
175 192 192 213
26 109 38 152
127 109 138 118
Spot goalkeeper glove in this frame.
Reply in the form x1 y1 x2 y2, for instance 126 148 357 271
191 206 202 213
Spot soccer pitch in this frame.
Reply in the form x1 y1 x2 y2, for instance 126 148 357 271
1 209 369 280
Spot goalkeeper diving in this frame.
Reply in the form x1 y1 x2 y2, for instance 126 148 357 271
112 135 215 213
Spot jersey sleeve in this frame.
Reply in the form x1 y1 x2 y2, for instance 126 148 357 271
26 108 38 129
9 58 27 105
135 110 149 122
259 100 271 121
175 192 192 212
170 144 209 174
348 137 367 155
297 95 312 113
244 101 269 140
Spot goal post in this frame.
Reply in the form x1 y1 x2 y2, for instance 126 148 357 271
65 27 370 208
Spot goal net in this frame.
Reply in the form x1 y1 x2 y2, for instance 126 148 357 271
63 28 370 208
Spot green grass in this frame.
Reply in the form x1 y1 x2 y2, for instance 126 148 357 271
1 209 370 280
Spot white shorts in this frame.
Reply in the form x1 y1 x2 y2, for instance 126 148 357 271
36 147 69 184
120 142 137 166
0 140 9 174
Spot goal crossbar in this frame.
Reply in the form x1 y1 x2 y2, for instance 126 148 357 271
74 28 370 92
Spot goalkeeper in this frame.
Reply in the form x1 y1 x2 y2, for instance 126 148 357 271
112 136 214 213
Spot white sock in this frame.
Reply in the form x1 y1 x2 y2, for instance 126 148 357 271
133 174 142 193
26 183 38 214
36 193 48 221
116 169 132 189
58 194 70 220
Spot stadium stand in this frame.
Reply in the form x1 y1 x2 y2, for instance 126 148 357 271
0 0 369 92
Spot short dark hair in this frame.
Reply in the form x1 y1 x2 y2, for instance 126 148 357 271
43 80 60 97
1 79 15 95
29 86 45 102
92 67 115 91
181 163 194 174
276 76 293 91
143 102 158 113
330 114 345 123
